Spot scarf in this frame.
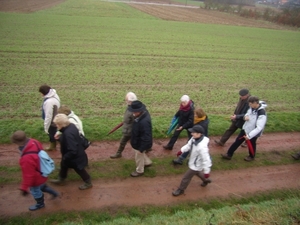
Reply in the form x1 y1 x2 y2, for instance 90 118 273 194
194 115 206 125
179 100 192 112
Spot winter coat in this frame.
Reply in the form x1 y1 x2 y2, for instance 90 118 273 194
243 102 267 139
174 102 194 130
19 139 47 192
122 107 135 136
233 97 250 129
130 110 153 152
68 111 85 136
42 89 60 132
195 116 209 137
181 136 212 173
59 123 88 170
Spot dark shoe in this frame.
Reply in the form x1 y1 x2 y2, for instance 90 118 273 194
244 156 254 162
163 145 173 150
144 164 152 168
130 171 144 177
50 178 66 186
79 182 93 190
221 154 232 160
214 140 224 146
172 158 183 165
291 154 300 160
172 189 184 196
29 195 45 211
110 152 122 159
201 179 212 187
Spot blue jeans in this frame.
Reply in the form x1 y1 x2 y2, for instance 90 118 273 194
30 185 43 199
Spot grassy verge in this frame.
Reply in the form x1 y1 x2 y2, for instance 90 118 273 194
1 189 299 224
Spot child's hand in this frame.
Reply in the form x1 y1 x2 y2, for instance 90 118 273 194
204 174 210 178
177 151 182 157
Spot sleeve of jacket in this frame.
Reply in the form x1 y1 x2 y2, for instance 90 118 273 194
182 110 194 129
62 132 79 161
200 143 212 174
236 104 250 120
181 138 193 153
247 111 267 139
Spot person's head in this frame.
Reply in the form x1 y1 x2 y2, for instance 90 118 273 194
125 92 137 105
53 114 70 130
11 130 28 146
58 105 71 116
248 96 260 109
239 89 249 100
39 85 51 96
188 125 204 139
128 100 145 117
194 108 206 118
180 95 190 107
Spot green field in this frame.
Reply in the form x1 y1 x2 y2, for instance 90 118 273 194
1 0 300 143
0 0 300 224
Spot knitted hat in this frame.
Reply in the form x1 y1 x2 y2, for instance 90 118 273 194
239 89 249 96
180 95 190 102
11 130 28 146
188 125 204 134
128 100 146 112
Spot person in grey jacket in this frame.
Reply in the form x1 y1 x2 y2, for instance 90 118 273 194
39 85 61 151
221 96 267 162
215 89 250 146
128 100 153 177
110 92 138 159
172 125 212 196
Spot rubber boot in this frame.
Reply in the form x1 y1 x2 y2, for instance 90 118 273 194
110 151 122 159
45 142 56 151
29 194 45 211
41 184 59 199
79 179 93 190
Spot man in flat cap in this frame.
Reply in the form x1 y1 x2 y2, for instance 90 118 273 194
128 100 153 177
215 88 250 146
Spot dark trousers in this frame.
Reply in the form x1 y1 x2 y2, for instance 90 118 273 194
178 168 206 191
167 128 192 148
48 125 57 143
227 130 258 158
117 135 131 153
59 161 90 182
219 121 239 145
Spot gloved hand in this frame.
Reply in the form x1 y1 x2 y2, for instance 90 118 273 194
177 151 182 157
20 189 29 196
204 174 210 179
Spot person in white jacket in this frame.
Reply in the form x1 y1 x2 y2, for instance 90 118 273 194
55 105 85 138
221 96 267 162
172 125 212 197
39 85 61 151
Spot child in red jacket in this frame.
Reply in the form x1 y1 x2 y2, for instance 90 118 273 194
11 130 59 211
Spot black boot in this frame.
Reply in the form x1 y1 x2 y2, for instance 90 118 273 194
29 194 45 211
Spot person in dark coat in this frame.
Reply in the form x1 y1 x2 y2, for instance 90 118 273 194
215 89 250 146
51 114 92 190
11 130 58 211
163 95 194 150
173 107 209 165
129 100 153 177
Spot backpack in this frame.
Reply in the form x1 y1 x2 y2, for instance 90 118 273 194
22 142 55 177
69 116 90 150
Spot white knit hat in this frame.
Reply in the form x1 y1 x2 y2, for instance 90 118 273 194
126 92 138 102
180 95 190 102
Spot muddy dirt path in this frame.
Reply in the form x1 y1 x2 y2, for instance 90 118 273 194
0 132 299 218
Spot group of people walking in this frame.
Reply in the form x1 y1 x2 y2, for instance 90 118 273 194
11 85 280 210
